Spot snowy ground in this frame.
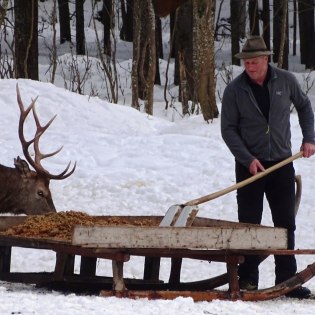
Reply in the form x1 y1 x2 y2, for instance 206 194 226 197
0 78 315 314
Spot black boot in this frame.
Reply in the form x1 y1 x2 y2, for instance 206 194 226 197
239 279 258 291
285 286 312 299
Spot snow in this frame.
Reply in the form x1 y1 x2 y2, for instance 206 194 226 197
0 2 315 314
0 75 315 314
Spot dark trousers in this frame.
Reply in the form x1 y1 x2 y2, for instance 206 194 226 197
236 161 297 285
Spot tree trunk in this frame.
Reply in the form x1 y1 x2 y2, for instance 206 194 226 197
76 0 85 55
102 0 112 56
170 12 176 58
292 0 297 56
132 0 156 115
50 0 58 84
0 0 9 27
131 0 140 110
120 0 133 42
277 0 288 69
262 0 270 51
57 0 71 43
298 0 315 68
230 0 245 66
155 16 162 85
143 0 156 115
14 0 38 80
248 0 260 35
273 0 288 69
174 1 194 99
193 0 218 121
178 51 189 115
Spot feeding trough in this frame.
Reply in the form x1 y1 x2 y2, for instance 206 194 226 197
0 210 315 301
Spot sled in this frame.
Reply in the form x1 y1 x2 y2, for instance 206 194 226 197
0 213 315 301
0 152 312 301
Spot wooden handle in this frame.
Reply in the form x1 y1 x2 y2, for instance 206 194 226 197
185 152 303 206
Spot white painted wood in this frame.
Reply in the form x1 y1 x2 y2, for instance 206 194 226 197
72 226 287 250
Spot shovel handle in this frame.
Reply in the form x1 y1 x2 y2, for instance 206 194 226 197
185 151 303 207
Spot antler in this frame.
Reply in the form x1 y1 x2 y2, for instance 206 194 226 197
16 84 76 180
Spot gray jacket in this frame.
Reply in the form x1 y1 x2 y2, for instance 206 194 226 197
221 65 315 168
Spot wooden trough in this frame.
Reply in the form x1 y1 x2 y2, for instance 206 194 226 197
0 213 315 301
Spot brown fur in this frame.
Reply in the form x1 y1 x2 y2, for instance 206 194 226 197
0 158 56 215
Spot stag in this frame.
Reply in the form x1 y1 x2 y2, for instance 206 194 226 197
0 84 76 215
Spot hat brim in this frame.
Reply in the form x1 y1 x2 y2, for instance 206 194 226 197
235 50 273 59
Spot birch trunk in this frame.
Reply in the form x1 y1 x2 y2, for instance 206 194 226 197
192 0 218 121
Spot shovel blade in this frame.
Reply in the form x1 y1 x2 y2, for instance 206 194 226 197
174 205 199 227
160 205 183 227
160 205 199 227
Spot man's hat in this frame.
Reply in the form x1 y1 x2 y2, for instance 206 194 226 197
235 36 273 59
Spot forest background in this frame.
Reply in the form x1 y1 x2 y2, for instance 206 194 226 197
0 1 315 313
0 0 314 122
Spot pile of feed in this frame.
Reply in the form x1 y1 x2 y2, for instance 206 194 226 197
1 211 155 241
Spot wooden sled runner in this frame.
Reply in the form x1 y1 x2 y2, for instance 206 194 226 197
1 214 315 301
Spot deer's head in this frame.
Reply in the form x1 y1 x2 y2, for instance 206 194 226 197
13 84 76 215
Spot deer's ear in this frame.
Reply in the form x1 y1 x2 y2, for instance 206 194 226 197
14 156 31 177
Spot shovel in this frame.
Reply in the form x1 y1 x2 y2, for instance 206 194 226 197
161 151 303 226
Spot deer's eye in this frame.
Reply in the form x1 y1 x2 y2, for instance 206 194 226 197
37 190 44 197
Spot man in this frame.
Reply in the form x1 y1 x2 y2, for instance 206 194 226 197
221 36 315 298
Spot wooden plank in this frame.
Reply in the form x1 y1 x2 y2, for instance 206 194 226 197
0 216 27 231
72 226 287 250
80 257 97 276
53 252 75 280
0 271 55 284
0 246 11 272
143 257 161 281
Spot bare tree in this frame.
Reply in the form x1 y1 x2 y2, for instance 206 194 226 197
0 0 9 27
155 15 162 85
132 0 156 115
146 1 156 114
92 0 118 103
76 0 85 55
97 0 112 56
14 0 38 79
249 0 260 35
120 0 133 42
178 51 189 115
106 0 113 56
192 0 218 121
58 0 71 43
298 0 315 68
230 0 246 66
174 1 194 101
292 0 297 56
49 0 58 83
273 0 288 69
277 0 288 69
262 0 271 51
131 0 141 110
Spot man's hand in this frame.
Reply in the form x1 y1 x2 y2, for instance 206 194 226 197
301 143 315 158
249 159 265 175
